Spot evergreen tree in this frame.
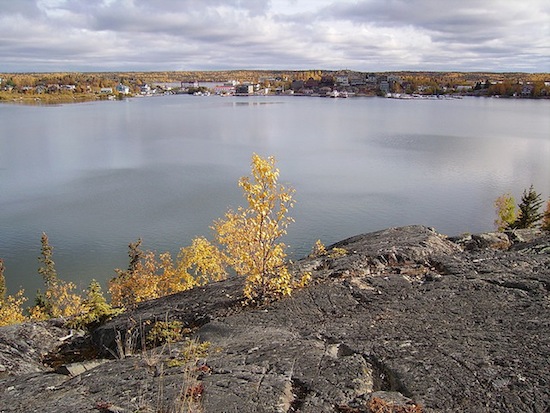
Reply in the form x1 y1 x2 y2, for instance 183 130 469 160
69 280 119 330
510 185 544 229
32 233 82 319
38 232 58 287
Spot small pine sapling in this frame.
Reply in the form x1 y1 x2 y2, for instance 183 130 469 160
32 233 83 319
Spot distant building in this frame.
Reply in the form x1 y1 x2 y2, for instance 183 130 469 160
521 84 534 96
349 75 366 86
140 84 151 94
366 73 378 83
100 87 113 94
235 84 254 95
335 76 349 86
378 76 390 93
116 84 130 94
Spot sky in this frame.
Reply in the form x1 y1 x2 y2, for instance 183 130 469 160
0 0 549 73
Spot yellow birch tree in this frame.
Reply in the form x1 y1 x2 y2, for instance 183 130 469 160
213 153 295 304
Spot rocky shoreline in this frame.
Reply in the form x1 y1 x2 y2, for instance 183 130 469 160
1 225 549 412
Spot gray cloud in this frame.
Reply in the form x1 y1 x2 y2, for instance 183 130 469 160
0 0 548 72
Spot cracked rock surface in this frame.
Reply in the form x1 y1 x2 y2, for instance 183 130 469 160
1 225 549 412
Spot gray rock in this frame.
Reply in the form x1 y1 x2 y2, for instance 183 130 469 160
0 319 71 376
1 225 549 412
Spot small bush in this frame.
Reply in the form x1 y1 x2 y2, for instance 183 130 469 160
67 280 121 330
310 239 327 257
329 247 348 259
0 259 28 326
147 321 184 347
168 337 211 367
494 193 517 231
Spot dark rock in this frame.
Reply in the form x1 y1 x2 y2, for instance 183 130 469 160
0 319 71 376
1 225 549 412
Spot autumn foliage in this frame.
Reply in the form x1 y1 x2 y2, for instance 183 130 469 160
109 154 306 307
494 193 517 231
0 259 27 327
495 186 548 231
1 154 308 326
108 236 227 308
214 153 297 303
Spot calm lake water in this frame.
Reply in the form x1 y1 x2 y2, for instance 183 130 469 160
1 95 549 294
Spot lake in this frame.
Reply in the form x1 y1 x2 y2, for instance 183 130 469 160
1 95 549 295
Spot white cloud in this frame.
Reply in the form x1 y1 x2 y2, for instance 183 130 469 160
0 0 548 72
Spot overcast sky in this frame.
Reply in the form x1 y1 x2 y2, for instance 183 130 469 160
1 0 549 73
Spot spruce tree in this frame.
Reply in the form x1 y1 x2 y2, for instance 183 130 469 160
38 232 58 287
510 185 544 229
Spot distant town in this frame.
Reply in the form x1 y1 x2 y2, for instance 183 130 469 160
1 70 549 104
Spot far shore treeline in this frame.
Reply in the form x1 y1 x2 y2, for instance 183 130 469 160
1 70 549 104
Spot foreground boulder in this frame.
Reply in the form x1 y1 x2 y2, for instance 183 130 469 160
0 225 549 412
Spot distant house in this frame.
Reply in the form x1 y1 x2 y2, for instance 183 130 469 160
378 76 390 93
349 75 366 86
100 87 113 94
140 84 151 94
235 84 254 95
379 81 390 94
521 84 534 96
366 73 378 83
335 76 349 87
116 83 130 94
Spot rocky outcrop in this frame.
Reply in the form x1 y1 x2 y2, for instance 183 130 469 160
1 225 549 412
0 320 71 376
